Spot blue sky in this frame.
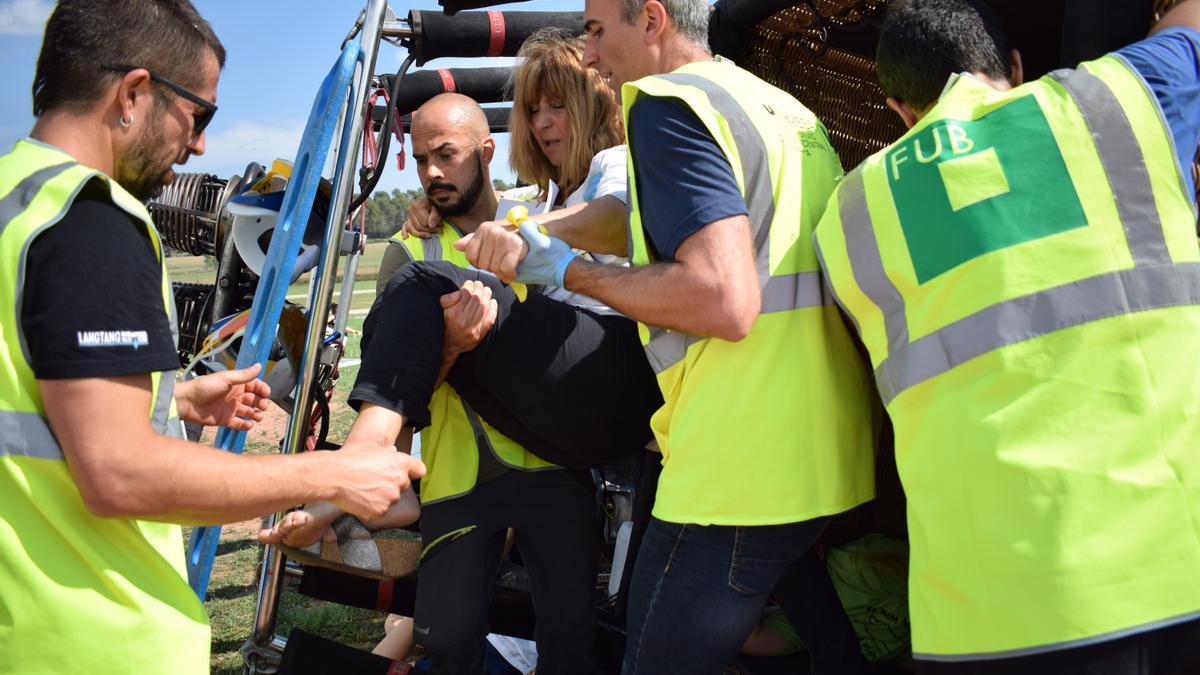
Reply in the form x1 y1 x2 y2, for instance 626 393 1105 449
0 0 581 193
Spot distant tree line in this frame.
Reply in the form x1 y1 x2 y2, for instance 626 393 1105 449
359 178 515 239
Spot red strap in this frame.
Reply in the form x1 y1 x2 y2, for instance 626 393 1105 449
437 68 456 93
486 10 506 57
387 661 412 675
375 579 394 611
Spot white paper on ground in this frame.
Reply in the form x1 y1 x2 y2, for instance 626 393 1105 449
486 633 538 673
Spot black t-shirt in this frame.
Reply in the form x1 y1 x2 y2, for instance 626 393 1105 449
20 179 179 379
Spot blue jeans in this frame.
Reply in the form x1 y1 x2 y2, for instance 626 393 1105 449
622 516 867 675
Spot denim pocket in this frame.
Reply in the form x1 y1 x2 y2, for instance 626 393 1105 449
727 526 795 596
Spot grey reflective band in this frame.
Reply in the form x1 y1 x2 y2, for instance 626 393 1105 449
421 236 442 262
839 172 908 351
761 271 826 314
1050 68 1170 266
1109 54 1200 223
876 262 1200 404
11 163 95 365
915 608 1200 662
150 374 176 435
644 327 699 374
0 162 75 237
641 71 825 372
0 410 64 461
656 72 776 275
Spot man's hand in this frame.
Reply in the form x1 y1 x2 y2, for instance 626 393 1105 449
440 279 498 358
327 441 427 520
455 220 529 282
401 197 442 239
174 363 271 430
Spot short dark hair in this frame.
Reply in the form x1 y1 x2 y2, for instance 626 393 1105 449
876 0 1010 110
33 0 225 117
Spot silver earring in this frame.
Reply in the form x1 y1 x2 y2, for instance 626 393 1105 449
119 114 134 128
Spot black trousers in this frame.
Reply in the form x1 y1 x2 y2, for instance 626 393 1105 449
358 261 663 468
915 618 1200 675
413 469 601 675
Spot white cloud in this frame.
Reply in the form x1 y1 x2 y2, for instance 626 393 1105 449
186 119 306 178
0 0 52 35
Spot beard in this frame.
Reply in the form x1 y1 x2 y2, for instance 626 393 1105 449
427 150 486 218
115 106 177 202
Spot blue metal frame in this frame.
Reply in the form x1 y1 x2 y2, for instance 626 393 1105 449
186 39 363 598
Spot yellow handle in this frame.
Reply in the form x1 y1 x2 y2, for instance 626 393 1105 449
503 206 530 302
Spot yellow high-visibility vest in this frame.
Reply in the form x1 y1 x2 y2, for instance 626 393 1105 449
0 139 208 673
814 55 1200 659
622 59 878 526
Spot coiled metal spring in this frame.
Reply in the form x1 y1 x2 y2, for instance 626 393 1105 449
149 172 227 256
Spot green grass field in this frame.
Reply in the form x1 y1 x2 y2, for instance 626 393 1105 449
170 244 396 673
167 240 393 286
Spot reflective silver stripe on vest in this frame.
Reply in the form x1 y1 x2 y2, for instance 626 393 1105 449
422 236 443 262
150 373 177 436
0 162 75 237
11 163 95 365
656 73 777 276
834 72 1194 405
761 271 827 314
839 171 908 352
639 72 830 372
1050 68 1170 266
644 327 700 374
876 262 1200 403
158 290 185 439
0 410 64 461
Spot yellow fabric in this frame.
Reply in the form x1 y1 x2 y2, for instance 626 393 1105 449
395 223 555 505
622 59 878 525
814 57 1200 657
0 139 207 673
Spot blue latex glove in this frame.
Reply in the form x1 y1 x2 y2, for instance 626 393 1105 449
514 220 577 287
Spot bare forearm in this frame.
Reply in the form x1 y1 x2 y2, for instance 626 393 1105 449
561 216 760 340
1153 0 1200 33
74 435 343 525
563 258 752 339
537 196 627 256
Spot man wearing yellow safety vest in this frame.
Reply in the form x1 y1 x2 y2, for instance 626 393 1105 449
462 0 878 672
812 0 1200 672
259 93 610 672
0 2 424 672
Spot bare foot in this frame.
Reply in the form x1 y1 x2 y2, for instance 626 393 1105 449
256 508 337 547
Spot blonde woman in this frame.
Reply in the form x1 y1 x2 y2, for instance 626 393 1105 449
364 25 659 471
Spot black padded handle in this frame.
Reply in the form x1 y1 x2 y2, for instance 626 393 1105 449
407 10 584 66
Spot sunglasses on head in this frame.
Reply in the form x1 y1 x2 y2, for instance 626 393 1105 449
103 64 218 137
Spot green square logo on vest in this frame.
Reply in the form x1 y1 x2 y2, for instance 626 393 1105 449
885 95 1087 283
